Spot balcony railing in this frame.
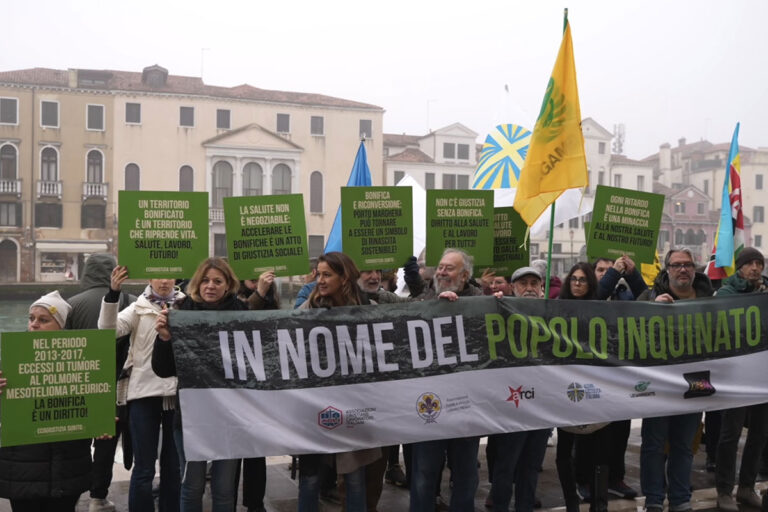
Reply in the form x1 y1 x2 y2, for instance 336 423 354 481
83 182 108 200
209 208 224 222
0 179 22 197
37 180 62 199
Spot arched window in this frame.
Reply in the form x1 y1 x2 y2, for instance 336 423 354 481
272 163 291 195
179 165 194 192
243 162 263 196
125 163 140 191
697 229 707 245
41 147 58 181
310 171 323 213
212 161 233 208
674 229 684 245
87 150 103 183
0 144 17 180
684 228 696 245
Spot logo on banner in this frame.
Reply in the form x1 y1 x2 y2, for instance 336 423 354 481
567 382 601 402
506 386 535 408
631 380 656 398
318 406 343 430
683 371 716 399
416 392 442 423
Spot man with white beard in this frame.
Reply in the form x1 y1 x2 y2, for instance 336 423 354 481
410 248 483 511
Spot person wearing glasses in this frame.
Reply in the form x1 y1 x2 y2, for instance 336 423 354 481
637 248 714 512
557 263 613 512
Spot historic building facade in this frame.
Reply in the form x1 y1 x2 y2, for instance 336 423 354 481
0 66 383 281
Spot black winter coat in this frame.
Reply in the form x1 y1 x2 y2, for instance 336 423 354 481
0 439 91 500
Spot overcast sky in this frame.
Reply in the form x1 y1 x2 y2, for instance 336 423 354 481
5 0 767 159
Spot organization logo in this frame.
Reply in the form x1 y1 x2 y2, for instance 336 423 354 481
416 392 442 424
567 382 601 402
318 406 343 430
683 371 716 399
630 380 656 398
506 385 535 408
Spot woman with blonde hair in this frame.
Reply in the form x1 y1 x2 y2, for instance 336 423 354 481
152 257 246 512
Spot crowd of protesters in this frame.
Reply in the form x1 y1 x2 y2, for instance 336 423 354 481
1 245 767 512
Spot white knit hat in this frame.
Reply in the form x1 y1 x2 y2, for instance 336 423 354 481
30 291 71 329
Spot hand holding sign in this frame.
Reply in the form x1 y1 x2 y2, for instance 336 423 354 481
156 306 171 341
257 271 275 298
0 370 6 396
111 265 129 291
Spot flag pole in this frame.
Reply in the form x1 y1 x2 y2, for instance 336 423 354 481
543 8 569 300
544 203 556 299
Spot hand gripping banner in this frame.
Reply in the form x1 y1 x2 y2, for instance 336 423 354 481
170 295 768 461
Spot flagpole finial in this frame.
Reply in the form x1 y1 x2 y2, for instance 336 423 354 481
563 8 569 32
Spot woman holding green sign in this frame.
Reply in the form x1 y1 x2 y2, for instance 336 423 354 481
0 292 92 512
152 257 246 512
98 266 182 512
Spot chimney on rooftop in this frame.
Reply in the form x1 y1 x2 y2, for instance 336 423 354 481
678 137 686 147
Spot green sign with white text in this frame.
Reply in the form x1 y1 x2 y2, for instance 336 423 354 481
0 329 115 447
223 194 309 278
426 189 494 267
341 186 413 271
587 185 664 265
477 207 528 277
118 191 209 278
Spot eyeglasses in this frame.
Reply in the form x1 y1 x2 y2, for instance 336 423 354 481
570 276 588 284
667 262 695 271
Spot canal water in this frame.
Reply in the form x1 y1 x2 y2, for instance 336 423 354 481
0 300 32 333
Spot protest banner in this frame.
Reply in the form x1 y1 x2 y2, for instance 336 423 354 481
587 185 664 264
119 191 209 278
0 329 115 447
425 189 494 267
170 294 768 461
223 194 309 278
477 207 528 277
341 186 412 271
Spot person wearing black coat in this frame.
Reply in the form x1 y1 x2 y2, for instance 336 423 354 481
152 257 246 512
0 292 92 512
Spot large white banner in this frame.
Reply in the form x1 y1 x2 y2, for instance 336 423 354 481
170 295 768 461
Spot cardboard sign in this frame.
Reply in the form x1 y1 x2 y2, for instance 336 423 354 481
0 329 115 446
223 194 309 278
478 207 528 277
119 191 209 278
341 186 413 270
426 190 494 267
587 185 664 264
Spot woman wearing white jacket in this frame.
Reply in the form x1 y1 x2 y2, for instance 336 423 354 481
98 266 183 512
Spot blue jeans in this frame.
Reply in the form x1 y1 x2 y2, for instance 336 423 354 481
641 413 702 510
490 429 550 512
128 398 180 512
410 437 479 511
174 427 239 512
297 454 367 512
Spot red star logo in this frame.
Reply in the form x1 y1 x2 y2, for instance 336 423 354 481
506 385 523 407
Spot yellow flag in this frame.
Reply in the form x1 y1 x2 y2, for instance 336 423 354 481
641 250 661 286
514 19 588 226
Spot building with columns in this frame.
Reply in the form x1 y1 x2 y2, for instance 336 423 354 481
0 65 383 281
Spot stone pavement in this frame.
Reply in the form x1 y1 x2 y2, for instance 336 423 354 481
1 421 762 511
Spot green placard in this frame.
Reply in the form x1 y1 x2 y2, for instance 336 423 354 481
118 191 209 279
477 207 528 277
426 189 494 267
587 185 665 264
341 187 413 271
223 194 309 278
0 329 115 447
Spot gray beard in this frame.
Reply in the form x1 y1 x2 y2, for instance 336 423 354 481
434 279 461 295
